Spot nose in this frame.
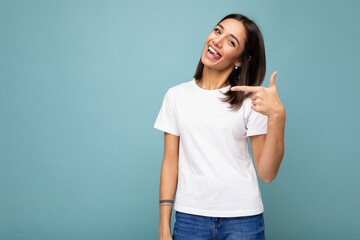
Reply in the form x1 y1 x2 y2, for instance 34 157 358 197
213 36 225 48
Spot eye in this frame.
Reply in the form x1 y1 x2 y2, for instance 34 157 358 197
229 40 236 47
214 27 221 34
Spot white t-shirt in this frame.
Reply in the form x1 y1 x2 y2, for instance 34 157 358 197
154 79 268 217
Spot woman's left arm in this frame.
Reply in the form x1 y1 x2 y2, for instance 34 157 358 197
231 71 286 183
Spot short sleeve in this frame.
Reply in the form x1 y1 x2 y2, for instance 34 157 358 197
153 89 179 136
245 101 268 137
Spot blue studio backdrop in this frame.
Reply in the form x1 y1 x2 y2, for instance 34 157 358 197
1 0 359 239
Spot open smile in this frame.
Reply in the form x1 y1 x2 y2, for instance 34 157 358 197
208 45 222 59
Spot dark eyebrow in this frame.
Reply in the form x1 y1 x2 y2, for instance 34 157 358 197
217 24 240 46
217 24 224 30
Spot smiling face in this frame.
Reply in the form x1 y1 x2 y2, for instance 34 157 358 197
200 18 247 72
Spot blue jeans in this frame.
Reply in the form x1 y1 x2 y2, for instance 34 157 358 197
173 211 265 240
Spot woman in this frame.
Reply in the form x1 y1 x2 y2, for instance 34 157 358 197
154 13 286 240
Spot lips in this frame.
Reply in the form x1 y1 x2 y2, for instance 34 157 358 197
208 45 221 59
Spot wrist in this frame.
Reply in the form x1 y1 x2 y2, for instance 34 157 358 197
269 105 286 122
158 224 171 234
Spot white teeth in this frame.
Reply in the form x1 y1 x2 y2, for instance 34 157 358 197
208 46 218 54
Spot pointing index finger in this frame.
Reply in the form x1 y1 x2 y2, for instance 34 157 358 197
230 85 261 92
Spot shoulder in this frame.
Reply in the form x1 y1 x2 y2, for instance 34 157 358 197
169 79 194 91
241 98 266 121
165 79 194 96
243 97 252 105
241 98 252 113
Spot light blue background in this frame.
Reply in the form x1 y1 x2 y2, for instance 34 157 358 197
1 0 359 239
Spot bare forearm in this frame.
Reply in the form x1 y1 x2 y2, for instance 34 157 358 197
159 160 178 229
258 109 286 182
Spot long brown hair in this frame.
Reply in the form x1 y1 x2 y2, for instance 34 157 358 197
194 13 266 110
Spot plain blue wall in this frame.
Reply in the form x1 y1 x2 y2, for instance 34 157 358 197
1 0 359 239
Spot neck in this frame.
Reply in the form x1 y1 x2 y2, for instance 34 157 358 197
197 66 233 90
